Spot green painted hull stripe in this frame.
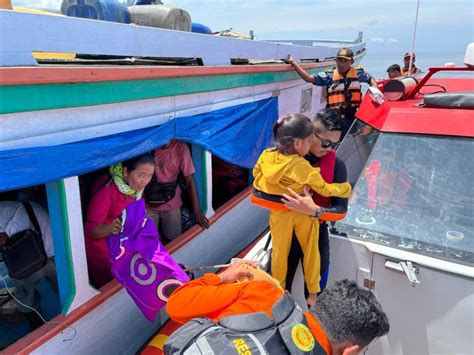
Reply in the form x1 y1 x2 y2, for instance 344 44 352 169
58 180 76 313
0 67 329 114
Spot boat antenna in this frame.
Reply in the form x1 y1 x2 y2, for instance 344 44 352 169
408 0 421 75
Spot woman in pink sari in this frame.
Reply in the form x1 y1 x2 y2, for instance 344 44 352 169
84 153 155 288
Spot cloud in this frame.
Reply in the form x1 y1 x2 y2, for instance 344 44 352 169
371 37 399 45
371 37 386 44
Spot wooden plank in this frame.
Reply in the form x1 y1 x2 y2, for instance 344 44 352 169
0 67 330 114
0 62 331 86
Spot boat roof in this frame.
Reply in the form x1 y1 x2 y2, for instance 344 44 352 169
356 68 474 138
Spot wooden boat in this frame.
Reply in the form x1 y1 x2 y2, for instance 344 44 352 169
0 5 366 353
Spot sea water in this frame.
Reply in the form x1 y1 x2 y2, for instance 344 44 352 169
362 50 470 79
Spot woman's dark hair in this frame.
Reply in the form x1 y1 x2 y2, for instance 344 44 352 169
122 153 154 172
313 108 343 132
273 114 314 154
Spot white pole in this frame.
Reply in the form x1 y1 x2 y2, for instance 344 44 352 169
408 0 421 75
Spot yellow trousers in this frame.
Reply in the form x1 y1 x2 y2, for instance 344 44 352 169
270 210 321 294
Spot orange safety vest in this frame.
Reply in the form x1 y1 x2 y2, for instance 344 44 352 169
327 67 362 111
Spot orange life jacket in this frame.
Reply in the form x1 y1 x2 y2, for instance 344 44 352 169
250 188 289 211
327 67 362 112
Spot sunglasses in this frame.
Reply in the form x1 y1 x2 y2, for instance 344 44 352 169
314 133 340 149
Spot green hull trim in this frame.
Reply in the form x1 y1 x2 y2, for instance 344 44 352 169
0 67 329 114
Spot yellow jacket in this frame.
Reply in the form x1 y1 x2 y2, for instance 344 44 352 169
253 149 351 198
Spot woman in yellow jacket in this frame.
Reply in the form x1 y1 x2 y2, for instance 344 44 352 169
252 114 351 306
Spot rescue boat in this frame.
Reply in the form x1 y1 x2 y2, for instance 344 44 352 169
325 55 473 353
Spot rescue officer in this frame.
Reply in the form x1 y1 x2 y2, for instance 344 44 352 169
286 48 377 138
164 261 390 355
283 108 349 296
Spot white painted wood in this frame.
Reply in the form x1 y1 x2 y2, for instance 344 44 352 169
62 177 99 313
367 253 474 355
203 150 215 218
0 98 173 150
33 192 268 354
0 10 363 66
1 76 328 150
277 81 325 118
172 197 269 276
32 285 166 355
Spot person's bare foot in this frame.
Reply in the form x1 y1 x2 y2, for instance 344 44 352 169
306 293 317 308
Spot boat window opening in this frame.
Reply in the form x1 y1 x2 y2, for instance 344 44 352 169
78 146 207 290
146 141 207 245
79 167 110 220
337 133 474 266
0 186 61 350
300 87 313 113
211 155 250 211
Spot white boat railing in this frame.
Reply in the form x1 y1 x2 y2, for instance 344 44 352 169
0 9 365 67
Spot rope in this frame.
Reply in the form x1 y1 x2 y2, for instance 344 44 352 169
1 277 77 342
408 0 421 75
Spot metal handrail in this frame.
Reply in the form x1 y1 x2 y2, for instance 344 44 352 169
406 66 474 99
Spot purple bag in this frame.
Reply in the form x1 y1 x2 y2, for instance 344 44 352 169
107 199 189 321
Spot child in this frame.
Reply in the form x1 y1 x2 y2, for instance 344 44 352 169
251 114 351 306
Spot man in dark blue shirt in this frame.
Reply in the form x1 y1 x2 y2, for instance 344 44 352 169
287 48 377 138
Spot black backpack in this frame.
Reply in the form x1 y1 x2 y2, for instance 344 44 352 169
0 202 48 279
164 295 327 355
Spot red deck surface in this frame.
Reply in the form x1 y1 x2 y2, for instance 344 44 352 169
357 77 474 138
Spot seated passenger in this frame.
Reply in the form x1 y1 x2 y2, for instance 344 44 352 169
146 141 209 242
386 64 402 79
165 261 390 355
402 52 422 75
84 154 154 288
0 201 57 331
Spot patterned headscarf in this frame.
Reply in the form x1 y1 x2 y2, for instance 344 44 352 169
109 163 143 200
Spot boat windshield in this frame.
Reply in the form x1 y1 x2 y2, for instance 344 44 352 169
337 121 474 266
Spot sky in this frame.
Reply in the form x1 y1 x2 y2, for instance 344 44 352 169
12 0 474 54
170 0 473 54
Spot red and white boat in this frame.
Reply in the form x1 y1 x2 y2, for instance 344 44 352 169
329 53 473 354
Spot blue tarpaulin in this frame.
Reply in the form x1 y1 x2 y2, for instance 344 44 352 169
0 97 277 191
